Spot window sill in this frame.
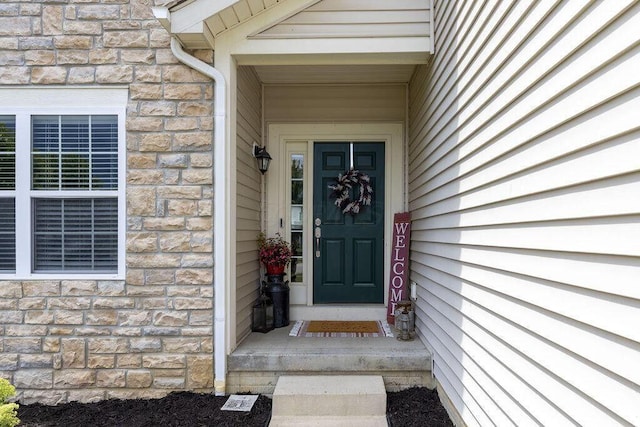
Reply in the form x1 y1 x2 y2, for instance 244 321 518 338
0 273 124 281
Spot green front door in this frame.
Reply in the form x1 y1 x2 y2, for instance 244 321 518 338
313 142 385 303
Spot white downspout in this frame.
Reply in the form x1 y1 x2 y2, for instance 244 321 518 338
169 37 228 397
151 10 228 395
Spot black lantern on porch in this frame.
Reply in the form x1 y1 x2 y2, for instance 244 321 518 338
251 291 274 333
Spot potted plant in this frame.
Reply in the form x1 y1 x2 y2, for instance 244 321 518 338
257 232 292 328
257 232 292 275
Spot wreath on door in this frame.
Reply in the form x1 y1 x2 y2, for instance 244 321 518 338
328 168 373 215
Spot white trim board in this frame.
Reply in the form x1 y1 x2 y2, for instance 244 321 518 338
0 87 129 108
290 305 387 321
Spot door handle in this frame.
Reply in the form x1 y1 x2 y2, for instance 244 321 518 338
315 225 321 258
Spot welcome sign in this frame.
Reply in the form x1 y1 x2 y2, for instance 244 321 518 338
387 212 411 324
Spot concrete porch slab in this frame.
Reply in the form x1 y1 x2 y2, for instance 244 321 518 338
227 326 433 394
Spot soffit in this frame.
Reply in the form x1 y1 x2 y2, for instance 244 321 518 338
168 0 287 49
203 0 285 38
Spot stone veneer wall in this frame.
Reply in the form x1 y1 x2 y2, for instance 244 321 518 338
0 1 216 404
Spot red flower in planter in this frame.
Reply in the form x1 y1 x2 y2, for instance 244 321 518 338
257 232 292 272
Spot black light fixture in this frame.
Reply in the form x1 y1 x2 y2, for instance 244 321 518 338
253 144 272 174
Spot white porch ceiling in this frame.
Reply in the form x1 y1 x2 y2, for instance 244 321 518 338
253 64 417 84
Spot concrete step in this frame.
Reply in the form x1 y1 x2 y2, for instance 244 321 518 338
269 375 388 427
269 415 388 426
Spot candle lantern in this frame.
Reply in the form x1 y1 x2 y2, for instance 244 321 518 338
394 300 415 341
251 291 274 333
397 310 411 340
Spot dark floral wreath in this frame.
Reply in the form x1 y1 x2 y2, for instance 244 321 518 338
328 168 373 215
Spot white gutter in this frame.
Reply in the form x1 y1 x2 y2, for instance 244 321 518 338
152 8 228 397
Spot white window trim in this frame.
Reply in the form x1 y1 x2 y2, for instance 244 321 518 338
0 87 127 280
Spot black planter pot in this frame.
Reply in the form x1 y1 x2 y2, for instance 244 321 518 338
263 274 290 328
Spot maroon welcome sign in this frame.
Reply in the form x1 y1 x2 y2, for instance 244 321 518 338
387 212 411 325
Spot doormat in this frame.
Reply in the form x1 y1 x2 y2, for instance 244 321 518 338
289 320 394 337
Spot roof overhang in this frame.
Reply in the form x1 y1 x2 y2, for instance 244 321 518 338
156 0 433 64
156 0 288 50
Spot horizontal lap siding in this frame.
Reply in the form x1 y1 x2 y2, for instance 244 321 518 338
264 84 406 122
236 66 262 343
409 1 640 426
257 0 430 39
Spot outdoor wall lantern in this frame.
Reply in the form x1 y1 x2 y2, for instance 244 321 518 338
253 143 272 174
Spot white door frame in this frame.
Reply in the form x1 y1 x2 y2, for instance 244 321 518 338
266 123 405 320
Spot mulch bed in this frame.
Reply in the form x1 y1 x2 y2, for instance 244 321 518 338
18 387 453 426
387 387 454 427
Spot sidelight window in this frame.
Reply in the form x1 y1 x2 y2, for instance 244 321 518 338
289 153 304 283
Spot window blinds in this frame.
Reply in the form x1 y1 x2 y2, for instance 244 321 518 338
0 116 16 271
0 198 15 271
33 198 118 271
32 115 118 190
0 115 15 189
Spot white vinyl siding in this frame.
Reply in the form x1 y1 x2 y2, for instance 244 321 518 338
256 0 430 39
236 66 263 342
264 84 406 123
254 64 416 85
409 1 640 426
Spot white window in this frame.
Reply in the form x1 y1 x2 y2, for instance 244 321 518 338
288 152 305 284
0 88 126 279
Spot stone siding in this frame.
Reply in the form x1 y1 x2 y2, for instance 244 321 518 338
0 1 215 403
